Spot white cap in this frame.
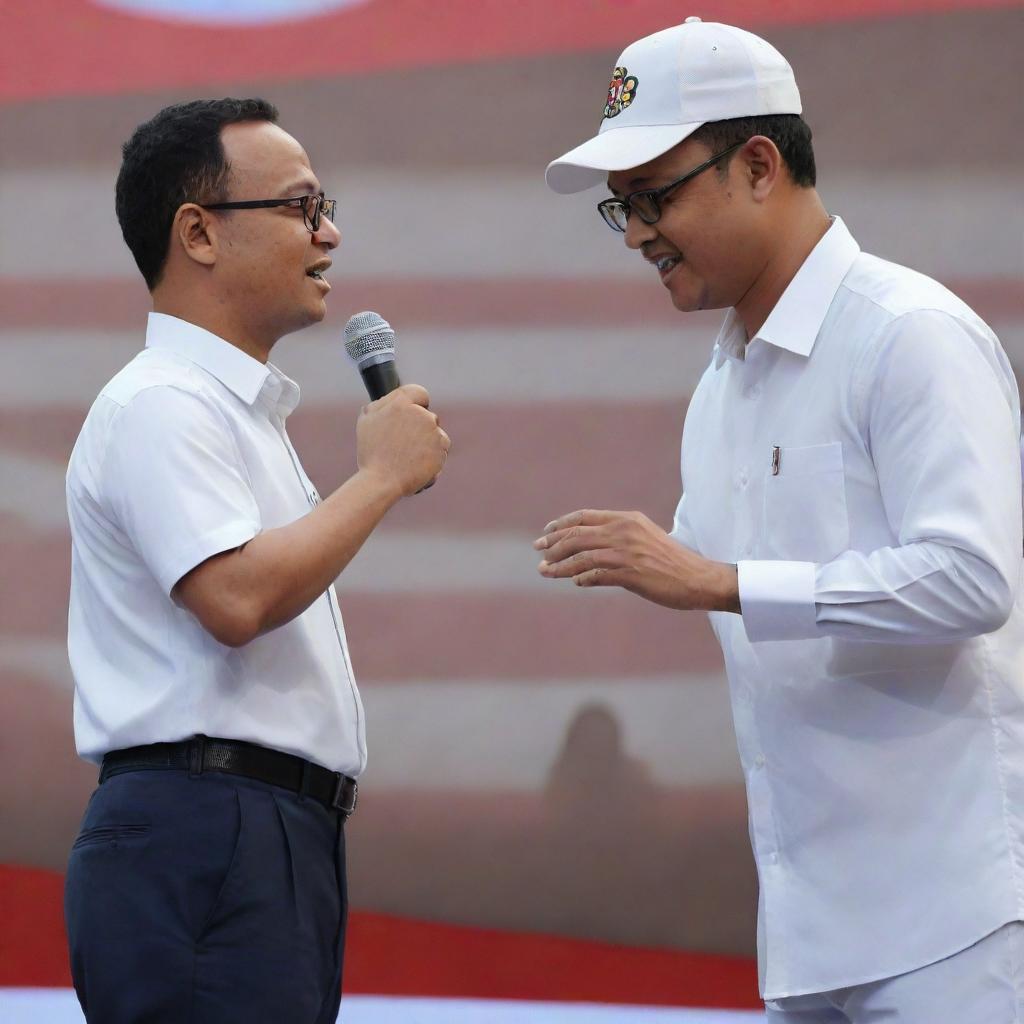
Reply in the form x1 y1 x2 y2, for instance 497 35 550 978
545 18 802 194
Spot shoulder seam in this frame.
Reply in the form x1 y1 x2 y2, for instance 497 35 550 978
95 375 235 518
102 377 208 410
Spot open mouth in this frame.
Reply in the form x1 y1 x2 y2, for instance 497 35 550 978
306 266 331 293
656 255 681 276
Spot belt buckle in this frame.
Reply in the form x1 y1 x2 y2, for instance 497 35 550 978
331 774 358 818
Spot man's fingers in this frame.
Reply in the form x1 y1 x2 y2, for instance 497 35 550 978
395 383 430 408
536 509 630 548
535 524 609 563
541 509 616 533
541 509 622 536
573 567 620 588
538 548 622 579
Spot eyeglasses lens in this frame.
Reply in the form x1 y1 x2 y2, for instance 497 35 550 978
303 196 337 232
302 196 321 231
600 202 628 232
631 194 660 224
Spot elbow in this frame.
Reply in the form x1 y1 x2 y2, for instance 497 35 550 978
956 569 1015 638
974 584 1015 636
173 553 272 648
195 598 265 649
934 546 1018 639
209 620 259 649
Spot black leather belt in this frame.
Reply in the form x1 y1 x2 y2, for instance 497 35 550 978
100 735 358 818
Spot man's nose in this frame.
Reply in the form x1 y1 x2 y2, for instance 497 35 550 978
623 213 656 251
315 216 341 249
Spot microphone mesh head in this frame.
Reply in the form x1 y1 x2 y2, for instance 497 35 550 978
344 311 395 364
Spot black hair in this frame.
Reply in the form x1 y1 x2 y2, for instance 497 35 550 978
115 98 280 290
690 113 816 187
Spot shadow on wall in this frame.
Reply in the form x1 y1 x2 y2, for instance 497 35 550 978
544 702 659 821
348 702 757 956
3 681 756 956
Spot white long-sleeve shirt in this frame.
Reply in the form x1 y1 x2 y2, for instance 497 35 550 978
673 217 1024 999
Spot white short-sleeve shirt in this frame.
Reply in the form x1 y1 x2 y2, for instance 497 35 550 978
673 218 1024 999
67 313 366 776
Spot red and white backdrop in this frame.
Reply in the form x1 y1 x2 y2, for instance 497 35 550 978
2 1 1022 1019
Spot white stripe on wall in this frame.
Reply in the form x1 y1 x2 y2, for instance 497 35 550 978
2 167 1021 279
0 325 717 405
361 675 740 789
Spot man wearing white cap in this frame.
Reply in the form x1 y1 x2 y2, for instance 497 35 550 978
536 18 1024 1023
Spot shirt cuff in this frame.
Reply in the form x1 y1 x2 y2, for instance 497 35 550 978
737 560 819 642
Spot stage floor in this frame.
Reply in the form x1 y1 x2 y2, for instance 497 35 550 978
1 990 764 1022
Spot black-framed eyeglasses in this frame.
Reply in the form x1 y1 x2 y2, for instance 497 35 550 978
597 141 746 233
202 192 337 232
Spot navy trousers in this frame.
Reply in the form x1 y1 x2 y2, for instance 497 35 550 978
65 766 347 1023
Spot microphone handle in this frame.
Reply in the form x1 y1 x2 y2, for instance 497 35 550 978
360 359 401 401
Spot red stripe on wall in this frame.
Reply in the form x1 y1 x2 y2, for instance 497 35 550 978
0 537 723 680
2 276 1021 331
0 399 693 532
346 912 761 1008
0 277 711 330
343 592 724 681
3 0 1019 103
295 401 691 532
0 864 758 1006
0 867 71 989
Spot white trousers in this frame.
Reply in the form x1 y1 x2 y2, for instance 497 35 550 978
765 922 1024 1024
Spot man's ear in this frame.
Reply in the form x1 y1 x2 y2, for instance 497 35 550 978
172 203 218 269
741 136 782 203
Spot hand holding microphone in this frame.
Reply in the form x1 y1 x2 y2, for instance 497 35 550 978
345 312 450 496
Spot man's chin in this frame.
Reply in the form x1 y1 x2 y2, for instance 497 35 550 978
276 303 327 342
299 299 328 326
668 290 702 314
668 280 716 315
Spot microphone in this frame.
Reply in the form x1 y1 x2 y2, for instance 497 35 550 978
344 310 436 493
344 311 400 400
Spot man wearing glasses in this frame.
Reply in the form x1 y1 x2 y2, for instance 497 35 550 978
537 19 1024 1023
64 98 450 1022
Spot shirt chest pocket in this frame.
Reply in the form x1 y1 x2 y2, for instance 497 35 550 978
762 442 850 563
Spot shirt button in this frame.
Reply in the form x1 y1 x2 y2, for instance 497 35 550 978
754 754 766 768
737 470 748 489
744 384 761 400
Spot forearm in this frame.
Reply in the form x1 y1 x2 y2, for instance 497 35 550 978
816 542 1016 641
739 542 1018 644
699 560 741 614
178 468 402 645
249 468 403 634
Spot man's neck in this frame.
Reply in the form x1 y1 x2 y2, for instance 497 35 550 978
151 292 274 364
735 192 831 342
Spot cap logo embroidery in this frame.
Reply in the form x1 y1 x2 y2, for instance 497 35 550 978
603 66 639 119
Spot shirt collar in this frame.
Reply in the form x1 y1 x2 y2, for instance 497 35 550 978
713 216 861 369
145 313 300 414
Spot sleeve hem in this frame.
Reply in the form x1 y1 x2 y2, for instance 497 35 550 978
158 520 260 597
738 560 819 642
